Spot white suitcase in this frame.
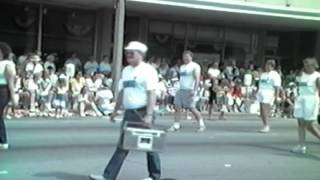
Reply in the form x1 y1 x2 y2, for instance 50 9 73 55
121 122 166 152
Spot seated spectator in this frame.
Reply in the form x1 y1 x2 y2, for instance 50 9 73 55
99 55 112 75
70 71 86 111
44 54 56 72
25 53 43 77
37 71 52 117
84 56 98 76
53 77 68 118
283 92 295 118
155 75 167 114
95 82 114 116
78 86 102 117
78 87 89 117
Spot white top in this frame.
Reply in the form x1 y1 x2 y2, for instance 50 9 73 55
258 70 281 94
296 71 320 97
25 62 43 74
96 89 114 109
57 86 68 94
208 68 220 79
179 61 201 90
0 60 15 85
65 63 76 79
119 62 158 109
84 61 98 75
244 73 253 86
39 78 52 96
49 74 58 86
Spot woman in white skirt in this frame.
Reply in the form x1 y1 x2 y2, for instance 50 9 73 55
256 59 281 133
292 58 320 154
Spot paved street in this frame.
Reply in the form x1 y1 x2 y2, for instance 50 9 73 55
1 115 320 180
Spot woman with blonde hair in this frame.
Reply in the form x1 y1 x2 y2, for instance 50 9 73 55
256 59 281 133
292 57 320 154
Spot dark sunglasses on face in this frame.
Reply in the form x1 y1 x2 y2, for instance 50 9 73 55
125 51 135 56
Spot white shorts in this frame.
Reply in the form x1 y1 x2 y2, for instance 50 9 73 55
294 96 319 121
256 91 274 105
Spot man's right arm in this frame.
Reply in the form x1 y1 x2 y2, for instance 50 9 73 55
113 90 123 113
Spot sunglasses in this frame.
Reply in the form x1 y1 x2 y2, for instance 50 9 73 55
125 51 135 56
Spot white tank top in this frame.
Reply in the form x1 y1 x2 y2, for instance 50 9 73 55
179 62 201 90
0 60 15 85
297 71 320 97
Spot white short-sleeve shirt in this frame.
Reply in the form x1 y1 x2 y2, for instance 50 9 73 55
120 62 158 109
208 68 220 79
258 70 281 94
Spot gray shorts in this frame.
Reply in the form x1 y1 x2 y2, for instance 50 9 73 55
174 89 196 109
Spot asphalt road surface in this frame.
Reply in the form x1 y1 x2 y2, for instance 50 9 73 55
1 114 320 180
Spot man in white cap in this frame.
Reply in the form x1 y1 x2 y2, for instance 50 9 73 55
89 41 161 180
168 50 206 132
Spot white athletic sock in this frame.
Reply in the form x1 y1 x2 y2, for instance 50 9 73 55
199 119 205 127
173 122 180 129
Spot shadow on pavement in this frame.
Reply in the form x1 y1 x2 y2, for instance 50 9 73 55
34 172 88 180
246 143 320 162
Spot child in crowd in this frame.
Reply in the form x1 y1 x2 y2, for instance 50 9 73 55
216 79 230 120
78 87 89 117
53 77 68 118
70 71 86 112
95 81 114 116
38 71 52 117
155 75 167 115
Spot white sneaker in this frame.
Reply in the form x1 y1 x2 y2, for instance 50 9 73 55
187 115 192 120
197 125 206 132
167 125 181 132
0 143 9 150
291 145 307 154
142 178 154 180
6 115 12 119
259 126 270 133
89 174 107 180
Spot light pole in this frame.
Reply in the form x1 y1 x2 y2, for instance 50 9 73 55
112 0 126 98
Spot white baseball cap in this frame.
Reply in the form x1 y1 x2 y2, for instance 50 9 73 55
124 41 148 53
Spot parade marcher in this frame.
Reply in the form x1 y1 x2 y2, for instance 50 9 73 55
89 41 161 180
292 58 320 154
0 42 17 150
167 50 206 132
256 59 281 133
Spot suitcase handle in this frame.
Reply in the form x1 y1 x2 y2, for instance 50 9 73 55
124 121 150 129
132 131 161 137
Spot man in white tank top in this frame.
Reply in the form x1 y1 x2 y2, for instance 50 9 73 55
168 50 206 132
292 58 320 154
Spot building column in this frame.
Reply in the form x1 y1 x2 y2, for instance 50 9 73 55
36 4 43 53
112 0 125 97
96 9 113 61
139 16 148 43
255 30 266 66
315 31 320 61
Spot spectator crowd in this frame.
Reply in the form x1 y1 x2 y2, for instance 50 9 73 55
4 50 300 120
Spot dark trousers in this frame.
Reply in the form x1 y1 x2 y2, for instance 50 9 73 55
103 108 161 180
0 86 10 144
